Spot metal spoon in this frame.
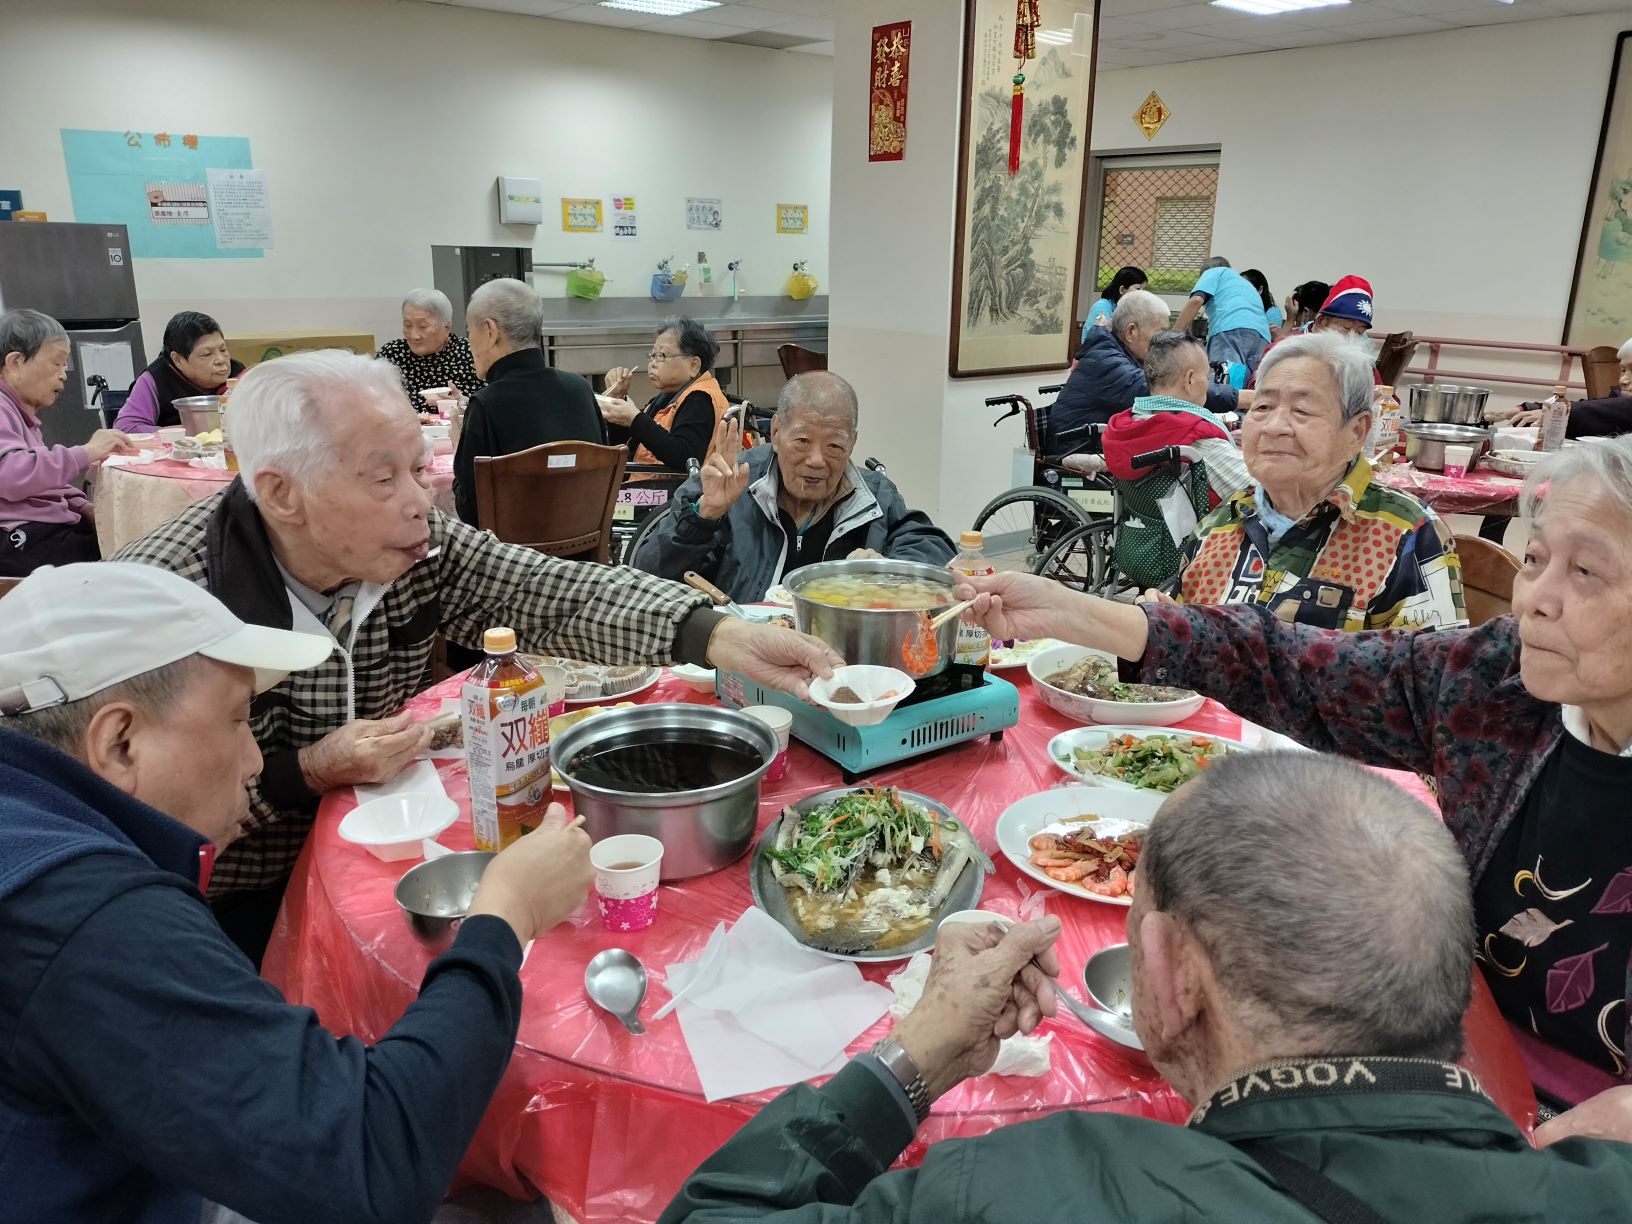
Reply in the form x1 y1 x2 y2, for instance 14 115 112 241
585 948 648 1035
1054 985 1144 1050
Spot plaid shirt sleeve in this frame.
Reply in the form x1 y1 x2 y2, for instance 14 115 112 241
434 513 711 662
1191 438 1251 504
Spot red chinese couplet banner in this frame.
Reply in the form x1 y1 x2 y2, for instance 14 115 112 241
868 21 911 163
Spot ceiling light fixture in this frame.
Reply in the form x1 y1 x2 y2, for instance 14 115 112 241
597 0 722 16
1210 0 1349 14
1036 28 1073 45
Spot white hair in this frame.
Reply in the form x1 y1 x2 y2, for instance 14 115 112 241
466 277 542 347
1523 433 1632 524
1111 289 1171 340
402 289 453 326
1617 337 1632 363
228 349 408 499
1255 330 1377 423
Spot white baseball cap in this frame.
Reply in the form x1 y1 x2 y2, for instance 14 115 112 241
0 563 333 715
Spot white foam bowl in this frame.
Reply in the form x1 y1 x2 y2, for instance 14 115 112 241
1028 644 1204 726
338 793 460 862
418 386 453 405
669 663 717 694
810 665 915 727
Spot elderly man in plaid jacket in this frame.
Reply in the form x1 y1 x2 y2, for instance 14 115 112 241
117 350 839 963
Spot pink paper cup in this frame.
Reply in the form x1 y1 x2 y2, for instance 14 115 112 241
590 834 663 932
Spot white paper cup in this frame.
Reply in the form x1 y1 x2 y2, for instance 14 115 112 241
740 705 792 781
1443 443 1476 478
590 834 663 931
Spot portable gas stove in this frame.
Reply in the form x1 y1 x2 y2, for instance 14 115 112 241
715 662 1020 783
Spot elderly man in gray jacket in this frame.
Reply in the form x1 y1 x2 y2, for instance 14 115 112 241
633 371 954 602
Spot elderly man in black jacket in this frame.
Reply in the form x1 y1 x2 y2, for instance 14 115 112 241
453 277 605 524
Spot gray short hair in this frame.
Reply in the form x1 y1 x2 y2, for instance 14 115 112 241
1143 752 1473 1061
402 289 453 326
1256 330 1376 423
2 656 202 756
0 309 69 365
466 278 542 347
229 349 409 498
1202 256 1231 271
777 370 859 433
1523 432 1632 524
1617 337 1632 364
1111 289 1171 341
1143 331 1207 393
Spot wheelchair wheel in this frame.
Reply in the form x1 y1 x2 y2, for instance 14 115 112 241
1034 520 1120 596
620 503 674 566
971 487 1093 573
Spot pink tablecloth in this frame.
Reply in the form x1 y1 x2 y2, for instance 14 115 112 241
1373 462 1526 516
92 455 456 554
262 670 1537 1223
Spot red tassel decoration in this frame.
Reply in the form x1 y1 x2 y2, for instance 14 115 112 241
1009 0 1040 177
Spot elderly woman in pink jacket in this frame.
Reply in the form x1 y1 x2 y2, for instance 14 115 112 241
0 310 134 576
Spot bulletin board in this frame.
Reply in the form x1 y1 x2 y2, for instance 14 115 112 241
60 129 265 259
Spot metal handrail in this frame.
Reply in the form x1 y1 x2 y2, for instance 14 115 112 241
1377 332 1599 394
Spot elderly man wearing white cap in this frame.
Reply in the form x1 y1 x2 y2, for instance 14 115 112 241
115 348 840 964
0 563 595 1224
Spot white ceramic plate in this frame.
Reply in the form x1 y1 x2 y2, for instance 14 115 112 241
1027 644 1205 726
1047 725 1249 792
562 667 661 707
988 638 1062 671
995 787 1165 906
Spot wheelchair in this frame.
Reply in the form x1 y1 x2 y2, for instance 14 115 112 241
970 387 1116 575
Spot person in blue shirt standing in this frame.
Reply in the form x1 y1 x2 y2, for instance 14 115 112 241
1175 256 1272 377
1080 266 1146 343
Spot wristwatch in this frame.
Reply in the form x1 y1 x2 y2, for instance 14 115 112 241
870 1037 931 1125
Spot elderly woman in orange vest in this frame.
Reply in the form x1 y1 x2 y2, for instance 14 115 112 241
600 316 731 476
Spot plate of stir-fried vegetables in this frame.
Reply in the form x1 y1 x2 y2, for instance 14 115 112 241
752 786 988 961
1047 726 1248 793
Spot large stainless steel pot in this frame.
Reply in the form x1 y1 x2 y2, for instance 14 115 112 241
173 395 222 435
552 704 775 880
1402 421 1491 472
785 558 958 679
1406 383 1490 426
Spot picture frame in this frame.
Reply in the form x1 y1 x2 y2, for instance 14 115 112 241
1564 30 1632 349
949 1 1100 378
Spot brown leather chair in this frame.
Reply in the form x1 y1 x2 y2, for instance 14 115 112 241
1373 331 1417 388
1453 534 1521 627
1583 345 1620 400
473 441 628 563
777 344 828 380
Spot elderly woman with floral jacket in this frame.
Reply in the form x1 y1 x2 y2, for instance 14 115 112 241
957 435 1632 1148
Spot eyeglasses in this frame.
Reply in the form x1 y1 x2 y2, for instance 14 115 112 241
648 350 682 363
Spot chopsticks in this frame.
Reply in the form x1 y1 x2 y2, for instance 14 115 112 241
928 598 976 631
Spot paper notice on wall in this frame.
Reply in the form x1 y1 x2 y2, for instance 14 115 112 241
78 342 135 410
687 198 722 232
207 168 273 249
612 195 639 241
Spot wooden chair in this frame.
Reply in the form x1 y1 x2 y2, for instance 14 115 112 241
1453 534 1521 627
1373 331 1417 388
473 441 628 563
0 577 20 599
777 344 828 380
1583 345 1620 400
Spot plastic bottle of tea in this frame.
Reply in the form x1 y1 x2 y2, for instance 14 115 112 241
950 531 993 668
462 627 551 851
1540 385 1572 453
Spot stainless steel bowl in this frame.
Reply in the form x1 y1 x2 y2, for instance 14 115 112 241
1406 383 1491 427
552 704 775 880
394 850 495 952
1402 421 1491 472
1083 943 1135 1023
173 395 222 435
785 558 958 679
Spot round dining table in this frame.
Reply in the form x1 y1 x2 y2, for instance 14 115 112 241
262 664 1537 1224
1373 461 1526 517
92 449 456 554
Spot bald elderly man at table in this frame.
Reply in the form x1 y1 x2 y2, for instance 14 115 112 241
663 753 1632 1223
115 349 840 966
0 563 595 1224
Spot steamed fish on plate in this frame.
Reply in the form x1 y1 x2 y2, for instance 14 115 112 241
767 787 976 951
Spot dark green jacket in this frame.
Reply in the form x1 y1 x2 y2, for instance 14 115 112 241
661 1056 1632 1222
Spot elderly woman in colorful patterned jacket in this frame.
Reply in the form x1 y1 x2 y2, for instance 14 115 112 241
956 433 1632 1144
115 349 840 966
1166 330 1465 631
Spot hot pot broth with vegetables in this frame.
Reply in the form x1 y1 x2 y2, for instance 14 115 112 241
797 574 952 611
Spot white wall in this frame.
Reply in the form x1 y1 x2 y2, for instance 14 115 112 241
1088 12 1632 376
0 0 832 353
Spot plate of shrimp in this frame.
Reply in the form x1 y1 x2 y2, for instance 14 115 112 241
994 787 1166 906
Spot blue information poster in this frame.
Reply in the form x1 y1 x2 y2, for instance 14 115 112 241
60 129 262 259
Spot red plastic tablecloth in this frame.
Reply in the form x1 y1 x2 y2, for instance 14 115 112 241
263 670 1536 1223
1373 462 1526 516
